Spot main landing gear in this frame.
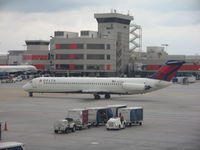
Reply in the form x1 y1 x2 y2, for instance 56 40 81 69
94 94 101 100
105 94 110 99
93 94 111 100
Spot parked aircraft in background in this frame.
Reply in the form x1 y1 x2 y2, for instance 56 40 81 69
23 60 185 99
0 65 37 73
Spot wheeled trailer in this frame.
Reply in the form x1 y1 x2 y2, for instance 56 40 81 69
88 107 113 127
118 107 143 126
107 104 127 117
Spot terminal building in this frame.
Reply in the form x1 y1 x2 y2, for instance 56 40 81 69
0 11 200 79
0 55 8 65
8 50 25 65
1 40 50 71
22 40 50 70
50 12 133 76
130 46 200 79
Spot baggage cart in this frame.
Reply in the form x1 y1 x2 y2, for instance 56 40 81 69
118 107 143 126
107 104 127 117
88 107 113 126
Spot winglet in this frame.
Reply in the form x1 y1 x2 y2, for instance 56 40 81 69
150 60 186 81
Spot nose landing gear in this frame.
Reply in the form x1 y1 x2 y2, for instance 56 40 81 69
105 94 111 99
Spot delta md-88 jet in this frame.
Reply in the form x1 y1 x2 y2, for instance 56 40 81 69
23 60 185 99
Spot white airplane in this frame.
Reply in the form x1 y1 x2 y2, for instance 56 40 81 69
0 65 37 73
23 60 185 99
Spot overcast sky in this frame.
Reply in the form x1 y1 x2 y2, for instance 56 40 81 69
0 0 200 55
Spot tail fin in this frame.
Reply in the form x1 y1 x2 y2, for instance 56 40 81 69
150 60 186 81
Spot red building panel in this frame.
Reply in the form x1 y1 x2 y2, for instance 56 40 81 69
106 65 111 70
180 65 200 70
57 64 61 70
23 55 48 60
32 56 38 60
41 55 48 60
145 65 200 71
69 44 77 49
23 55 31 60
56 44 61 49
69 64 75 70
145 65 161 70
69 54 75 59
56 54 61 59
32 64 45 69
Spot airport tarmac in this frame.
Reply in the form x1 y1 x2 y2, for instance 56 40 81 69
0 81 200 150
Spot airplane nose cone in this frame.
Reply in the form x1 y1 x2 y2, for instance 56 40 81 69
23 83 31 91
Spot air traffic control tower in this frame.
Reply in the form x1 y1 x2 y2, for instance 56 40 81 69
94 12 133 76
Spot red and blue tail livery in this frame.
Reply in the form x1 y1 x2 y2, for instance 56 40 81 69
151 60 186 81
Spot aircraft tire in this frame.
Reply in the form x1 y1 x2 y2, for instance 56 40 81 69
94 123 99 127
54 130 58 134
71 126 76 132
65 128 69 134
105 94 110 99
94 94 100 100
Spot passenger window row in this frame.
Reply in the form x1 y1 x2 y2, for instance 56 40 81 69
43 82 121 86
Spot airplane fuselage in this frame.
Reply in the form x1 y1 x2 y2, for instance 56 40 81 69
22 60 185 99
23 77 172 96
0 65 37 73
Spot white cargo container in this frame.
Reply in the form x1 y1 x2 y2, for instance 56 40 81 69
88 107 113 126
118 107 143 126
107 104 127 117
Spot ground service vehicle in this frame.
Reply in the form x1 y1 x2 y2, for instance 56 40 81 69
118 107 143 126
67 109 91 129
88 107 113 126
106 117 126 130
0 142 25 150
54 118 76 134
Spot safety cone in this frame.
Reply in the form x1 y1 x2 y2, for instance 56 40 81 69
4 122 8 131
